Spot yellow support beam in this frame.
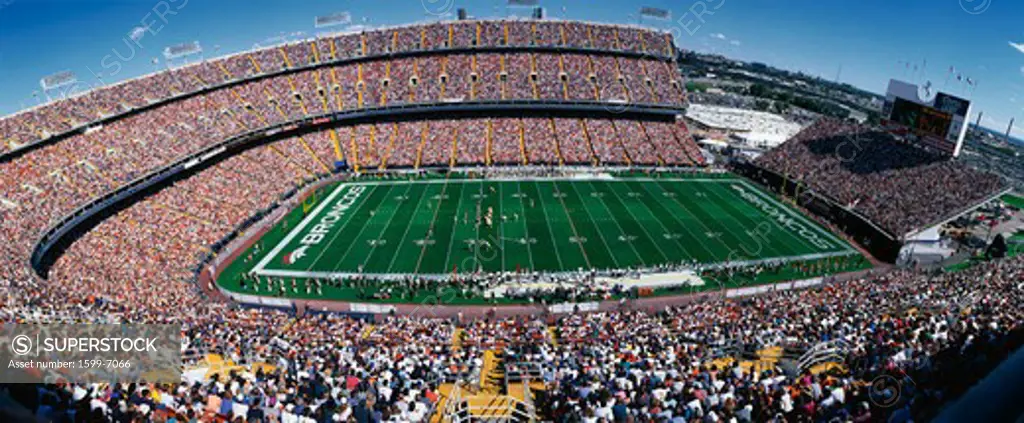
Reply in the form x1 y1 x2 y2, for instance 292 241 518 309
368 125 382 170
329 67 344 110
347 127 361 172
329 128 345 162
549 118 564 166
449 127 458 168
415 123 428 169
312 71 330 112
286 77 310 116
298 136 332 174
216 61 234 80
579 118 599 166
485 120 493 166
381 123 398 169
247 54 263 74
279 47 293 68
356 64 365 108
517 120 527 165
309 41 320 63
268 143 314 179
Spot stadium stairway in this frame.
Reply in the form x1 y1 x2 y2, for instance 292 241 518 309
431 349 538 423
360 324 375 340
547 326 559 347
452 327 466 350
706 345 789 376
480 350 505 394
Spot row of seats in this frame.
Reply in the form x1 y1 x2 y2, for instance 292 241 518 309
349 117 704 169
0 20 675 153
1 53 683 151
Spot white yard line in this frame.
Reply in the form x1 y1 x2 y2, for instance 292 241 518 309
738 180 852 252
602 181 676 262
532 182 569 270
409 179 451 275
700 182 792 259
295 185 381 275
562 182 621 269
441 182 470 274
634 181 717 260
366 183 420 273
327 186 400 273
515 181 537 271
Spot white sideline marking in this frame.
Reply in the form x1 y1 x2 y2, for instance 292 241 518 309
251 183 348 273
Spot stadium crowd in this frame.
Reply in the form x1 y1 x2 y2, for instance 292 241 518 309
1 20 677 153
754 119 1007 236
4 236 1022 421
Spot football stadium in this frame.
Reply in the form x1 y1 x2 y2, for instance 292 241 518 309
1 2 1023 422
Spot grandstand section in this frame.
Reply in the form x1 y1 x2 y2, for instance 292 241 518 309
744 119 1010 262
0 20 678 157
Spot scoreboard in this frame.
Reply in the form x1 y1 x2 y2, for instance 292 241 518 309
882 79 971 157
889 97 953 140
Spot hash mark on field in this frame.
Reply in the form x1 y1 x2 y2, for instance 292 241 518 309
514 182 537 271
440 182 469 273
583 182 645 266
563 182 618 268
384 183 434 273
362 183 419 272
648 180 735 261
604 182 671 262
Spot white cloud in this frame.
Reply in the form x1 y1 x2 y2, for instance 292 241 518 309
730 40 741 46
129 26 147 42
1010 41 1024 54
710 33 727 40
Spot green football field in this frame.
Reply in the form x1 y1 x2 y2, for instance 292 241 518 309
244 174 856 281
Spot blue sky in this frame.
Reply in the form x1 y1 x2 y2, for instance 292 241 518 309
1 0 1023 135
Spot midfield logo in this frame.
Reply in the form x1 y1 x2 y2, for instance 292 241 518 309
282 246 310 265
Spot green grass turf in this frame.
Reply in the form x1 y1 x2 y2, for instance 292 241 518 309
218 173 865 304
1002 194 1024 210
